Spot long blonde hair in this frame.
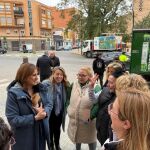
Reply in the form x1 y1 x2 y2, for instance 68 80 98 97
50 66 68 87
116 89 150 150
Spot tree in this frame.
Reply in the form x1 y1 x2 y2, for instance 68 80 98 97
59 0 131 39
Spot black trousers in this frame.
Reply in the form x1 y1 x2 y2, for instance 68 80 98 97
49 109 63 147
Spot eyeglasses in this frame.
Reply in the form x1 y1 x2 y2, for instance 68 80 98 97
77 74 88 78
108 103 119 117
10 136 16 146
108 103 125 121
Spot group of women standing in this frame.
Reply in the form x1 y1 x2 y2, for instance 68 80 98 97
5 63 99 150
5 62 150 150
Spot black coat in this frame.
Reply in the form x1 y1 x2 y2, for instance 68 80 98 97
92 58 105 76
36 55 52 78
50 56 60 68
96 87 116 145
5 81 53 150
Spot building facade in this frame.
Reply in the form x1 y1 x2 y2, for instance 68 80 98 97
133 0 150 25
0 0 52 51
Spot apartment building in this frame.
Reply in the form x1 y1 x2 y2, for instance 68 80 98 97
50 7 77 49
134 0 150 25
0 0 52 51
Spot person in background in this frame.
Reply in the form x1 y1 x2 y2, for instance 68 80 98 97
119 52 128 63
36 51 52 82
92 54 105 87
0 117 15 150
5 63 52 150
105 88 150 150
22 56 28 64
67 67 100 150
42 66 70 150
103 62 123 88
49 51 60 69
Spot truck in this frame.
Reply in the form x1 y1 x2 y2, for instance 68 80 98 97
130 29 150 85
82 35 122 58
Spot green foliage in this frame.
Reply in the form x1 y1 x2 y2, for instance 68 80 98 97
122 33 131 42
59 0 131 40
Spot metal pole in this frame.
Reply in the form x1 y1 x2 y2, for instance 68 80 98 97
19 28 21 51
132 1 135 29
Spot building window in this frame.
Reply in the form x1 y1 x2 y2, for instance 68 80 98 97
7 17 12 25
47 11 51 16
0 17 6 25
14 30 18 34
28 1 31 7
41 9 46 14
0 3 4 12
48 20 51 28
5 3 11 11
42 19 46 27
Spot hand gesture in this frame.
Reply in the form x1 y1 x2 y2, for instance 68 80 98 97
89 74 99 88
34 103 46 121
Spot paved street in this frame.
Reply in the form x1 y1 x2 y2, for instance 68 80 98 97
0 50 102 150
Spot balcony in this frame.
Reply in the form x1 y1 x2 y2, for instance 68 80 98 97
14 7 24 16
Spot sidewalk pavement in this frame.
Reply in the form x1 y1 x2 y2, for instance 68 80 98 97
59 115 102 150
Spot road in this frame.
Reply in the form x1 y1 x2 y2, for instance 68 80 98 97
0 51 102 150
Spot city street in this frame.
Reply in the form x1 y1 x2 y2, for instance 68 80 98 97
0 50 102 150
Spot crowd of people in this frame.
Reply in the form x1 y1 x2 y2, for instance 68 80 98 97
0 52 150 150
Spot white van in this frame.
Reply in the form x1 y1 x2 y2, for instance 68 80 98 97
22 44 32 53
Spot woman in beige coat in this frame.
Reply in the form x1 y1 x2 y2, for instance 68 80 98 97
67 67 99 150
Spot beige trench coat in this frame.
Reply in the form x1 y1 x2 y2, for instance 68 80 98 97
67 82 97 143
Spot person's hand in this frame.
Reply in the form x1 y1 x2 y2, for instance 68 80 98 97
34 104 47 120
89 74 99 89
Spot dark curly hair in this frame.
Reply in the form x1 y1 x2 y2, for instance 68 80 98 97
0 117 13 150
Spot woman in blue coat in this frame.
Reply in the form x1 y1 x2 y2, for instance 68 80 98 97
42 66 70 150
5 63 53 150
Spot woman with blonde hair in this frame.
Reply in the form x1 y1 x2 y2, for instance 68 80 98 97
106 88 150 150
42 66 70 150
116 73 149 92
67 66 100 150
103 62 123 88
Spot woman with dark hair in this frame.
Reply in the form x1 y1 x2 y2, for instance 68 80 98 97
0 117 15 150
42 66 70 150
5 63 53 150
89 68 124 145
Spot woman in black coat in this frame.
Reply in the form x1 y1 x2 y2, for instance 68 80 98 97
89 68 124 145
5 63 53 150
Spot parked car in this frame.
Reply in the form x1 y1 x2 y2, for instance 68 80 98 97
0 47 7 54
101 52 122 66
64 45 72 51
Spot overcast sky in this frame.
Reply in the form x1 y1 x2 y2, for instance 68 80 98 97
37 0 61 6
